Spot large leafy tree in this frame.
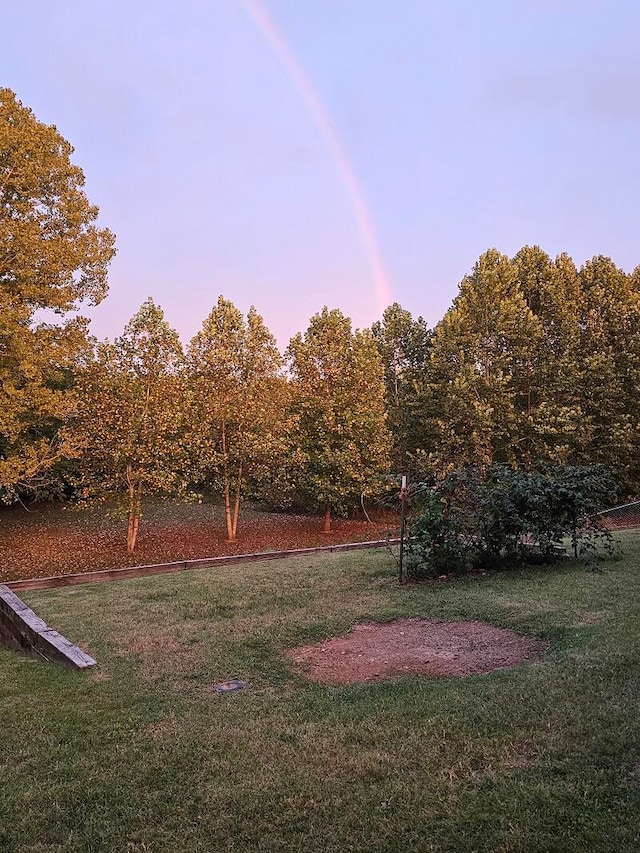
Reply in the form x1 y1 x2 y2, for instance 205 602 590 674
577 256 640 492
371 303 431 473
0 88 116 500
74 300 186 553
426 249 541 475
420 246 640 494
287 308 390 532
186 297 291 542
512 247 586 463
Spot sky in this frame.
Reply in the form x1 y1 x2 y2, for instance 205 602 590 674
4 1 640 348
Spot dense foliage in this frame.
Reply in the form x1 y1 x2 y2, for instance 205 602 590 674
4 87 640 551
186 297 292 541
421 248 640 494
287 308 390 532
73 300 187 553
0 88 115 501
407 464 617 578
371 303 431 473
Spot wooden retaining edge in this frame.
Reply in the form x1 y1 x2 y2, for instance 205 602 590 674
5 538 401 593
0 585 97 669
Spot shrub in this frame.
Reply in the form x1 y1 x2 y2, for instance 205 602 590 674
406 464 617 579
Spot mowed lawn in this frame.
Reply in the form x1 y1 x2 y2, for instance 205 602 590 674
1 535 640 852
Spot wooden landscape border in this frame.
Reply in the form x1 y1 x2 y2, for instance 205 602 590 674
0 585 97 669
6 538 400 593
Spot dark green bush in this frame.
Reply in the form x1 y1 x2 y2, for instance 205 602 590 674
406 464 617 579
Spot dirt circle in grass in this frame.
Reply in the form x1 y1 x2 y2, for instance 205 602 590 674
286 618 546 684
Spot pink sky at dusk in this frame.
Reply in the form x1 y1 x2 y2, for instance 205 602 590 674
4 0 640 349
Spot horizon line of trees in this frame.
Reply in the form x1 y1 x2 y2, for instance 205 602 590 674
3 86 640 553
8 242 640 552
71 297 389 551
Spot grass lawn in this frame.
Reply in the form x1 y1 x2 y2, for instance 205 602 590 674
1 533 639 852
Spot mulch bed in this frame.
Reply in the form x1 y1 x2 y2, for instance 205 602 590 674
0 501 398 583
286 617 546 684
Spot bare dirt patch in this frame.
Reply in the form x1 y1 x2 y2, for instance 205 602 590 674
286 618 546 684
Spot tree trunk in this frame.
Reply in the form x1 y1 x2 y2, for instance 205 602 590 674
223 479 234 541
323 504 332 533
221 420 235 542
231 462 243 540
127 508 135 554
126 477 140 554
130 515 140 554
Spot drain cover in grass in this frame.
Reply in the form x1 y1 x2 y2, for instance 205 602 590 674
213 678 247 694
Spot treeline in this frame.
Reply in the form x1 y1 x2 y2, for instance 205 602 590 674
3 87 639 553
0 88 387 551
8 244 640 552
71 299 388 551
376 246 640 492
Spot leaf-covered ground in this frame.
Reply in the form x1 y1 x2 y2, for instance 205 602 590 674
0 500 398 583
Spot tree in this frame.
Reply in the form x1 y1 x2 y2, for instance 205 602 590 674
512 247 586 464
371 303 431 473
577 256 640 492
0 88 116 500
186 297 291 542
287 308 390 532
73 300 186 553
426 249 542 475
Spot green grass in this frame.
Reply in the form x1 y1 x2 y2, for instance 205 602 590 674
1 533 640 852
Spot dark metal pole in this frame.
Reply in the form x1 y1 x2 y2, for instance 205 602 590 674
399 474 407 584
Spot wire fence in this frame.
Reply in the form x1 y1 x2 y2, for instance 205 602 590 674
596 500 640 529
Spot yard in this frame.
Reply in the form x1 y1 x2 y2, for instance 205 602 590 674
1 532 639 851
0 500 393 584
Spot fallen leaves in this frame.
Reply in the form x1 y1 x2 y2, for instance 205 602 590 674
0 500 397 583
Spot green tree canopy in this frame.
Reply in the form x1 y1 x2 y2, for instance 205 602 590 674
511 247 585 463
577 255 640 491
426 249 542 474
287 307 390 531
186 297 291 541
0 88 116 500
371 303 431 473
415 246 640 494
74 300 186 553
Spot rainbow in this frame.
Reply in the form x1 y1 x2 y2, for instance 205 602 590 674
242 0 393 313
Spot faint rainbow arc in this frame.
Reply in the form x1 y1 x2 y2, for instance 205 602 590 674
241 0 393 313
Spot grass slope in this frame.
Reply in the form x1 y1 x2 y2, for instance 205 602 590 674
1 533 639 852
